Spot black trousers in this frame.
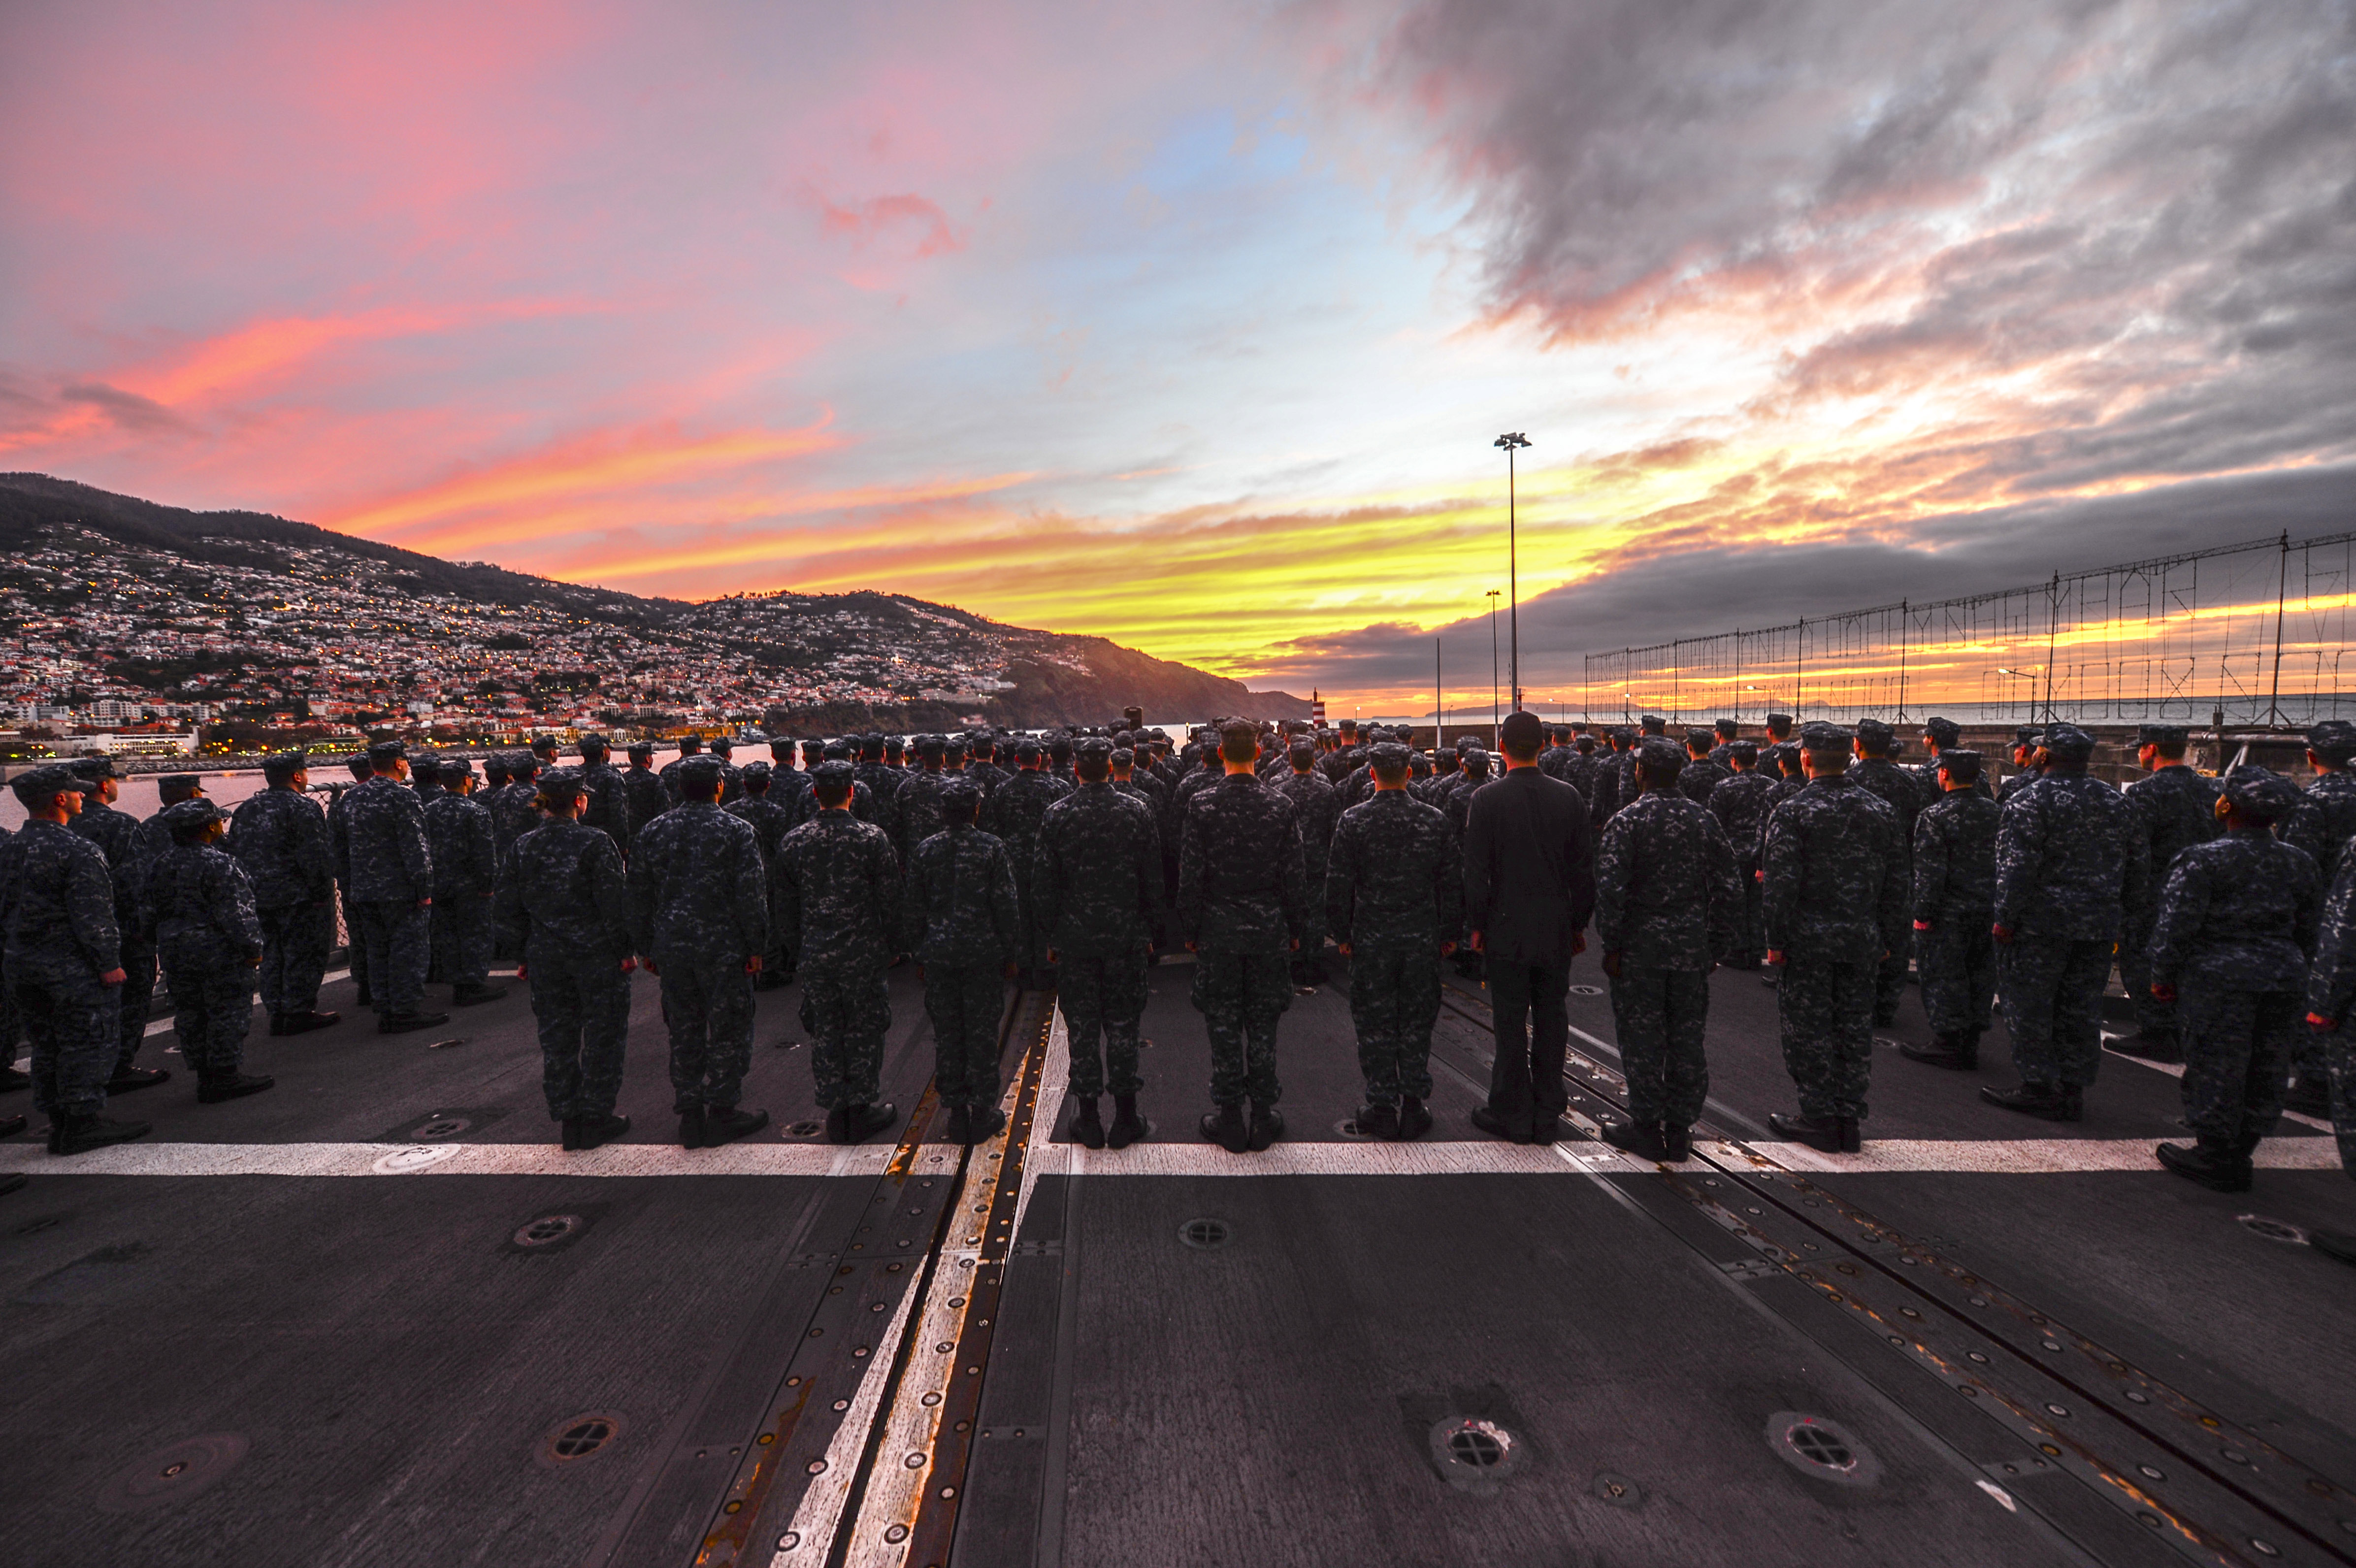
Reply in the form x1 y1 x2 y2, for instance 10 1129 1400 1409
1484 956 1570 1136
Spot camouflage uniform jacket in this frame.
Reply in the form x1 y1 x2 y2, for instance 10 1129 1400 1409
853 760 905 842
657 754 697 805
895 768 952 854
2305 854 2356 1024
1594 789 1741 971
1911 790 2001 923
1706 770 1778 873
66 799 143 942
1325 790 1462 951
984 770 1073 873
1558 752 1602 813
0 819 122 976
1033 782 1160 958
487 781 546 865
1538 745 1576 784
1271 769 1341 876
966 759 1009 799
494 817 632 953
774 811 901 969
331 776 433 903
1762 776 1908 964
578 760 635 854
1676 757 1733 808
623 766 671 837
628 801 769 959
1177 772 1308 954
2150 827 2320 992
1850 758 1923 848
1609 750 1643 821
785 775 878 831
141 842 264 957
2124 764 2222 898
1994 775 2149 941
725 796 796 868
901 825 1021 966
2284 769 2356 890
229 787 334 909
424 792 498 900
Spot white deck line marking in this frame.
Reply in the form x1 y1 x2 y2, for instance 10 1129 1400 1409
0 1141 895 1178
1009 1006 1071 1245
770 1272 924 1566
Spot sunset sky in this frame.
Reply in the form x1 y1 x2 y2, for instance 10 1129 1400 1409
4 0 2351 709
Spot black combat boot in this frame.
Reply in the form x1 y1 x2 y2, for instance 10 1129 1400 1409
1353 1102 1400 1141
451 983 507 1007
104 1066 170 1094
1900 1034 1977 1070
941 1104 972 1146
0 1113 26 1139
380 1009 453 1034
52 1111 152 1156
1662 1122 1693 1161
196 1073 274 1105
1980 1081 2073 1121
1838 1116 1862 1153
1200 1101 1248 1153
825 1103 851 1143
1601 1117 1667 1160
280 1010 339 1035
1246 1100 1284 1152
2156 1137 2251 1193
0 1065 30 1093
577 1112 630 1150
1071 1096 1106 1149
1767 1110 1842 1152
2112 1026 2182 1064
679 1106 707 1148
561 1116 583 1151
965 1105 1005 1143
1396 1095 1432 1141
703 1106 769 1146
845 1103 899 1143
1107 1095 1145 1148
2286 1073 2332 1118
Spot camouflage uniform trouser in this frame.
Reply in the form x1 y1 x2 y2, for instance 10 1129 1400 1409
1778 955 1873 1119
159 937 256 1083
1732 871 1765 966
2331 1028 2356 1177
256 901 334 1017
1058 952 1147 1099
1012 870 1053 980
8 962 117 1118
526 935 631 1121
1296 856 1328 957
1997 934 2111 1089
926 962 1006 1109
1484 958 1571 1136
660 950 757 1111
1611 963 1711 1128
2117 906 2176 1037
114 944 158 1076
341 890 370 1004
2178 980 2297 1147
429 893 492 991
353 900 429 1014
1192 950 1291 1106
1917 918 1996 1041
1874 933 1910 1024
1346 944 1440 1107
801 959 892 1110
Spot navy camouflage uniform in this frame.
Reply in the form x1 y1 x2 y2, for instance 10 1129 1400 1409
1326 777 1461 1110
1035 772 1161 1100
0 803 125 1121
623 755 671 842
142 820 264 1085
1763 750 1908 1122
776 776 903 1111
984 759 1073 979
495 789 635 1125
424 781 498 993
2284 726 2356 1097
1911 781 2001 1045
902 810 1019 1111
2121 747 2223 1038
65 779 156 1078
2302 850 2356 1176
1271 755 1340 965
1178 770 1308 1108
331 765 435 1017
1850 727 1924 1025
229 777 336 1021
1595 768 1741 1131
1706 759 1776 967
630 779 770 1113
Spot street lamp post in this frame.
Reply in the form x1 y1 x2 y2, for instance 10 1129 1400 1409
1485 589 1502 747
1494 432 1531 713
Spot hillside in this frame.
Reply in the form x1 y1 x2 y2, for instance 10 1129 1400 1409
0 473 1308 733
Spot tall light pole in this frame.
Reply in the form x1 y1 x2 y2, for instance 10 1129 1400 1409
1485 589 1502 747
1494 431 1531 713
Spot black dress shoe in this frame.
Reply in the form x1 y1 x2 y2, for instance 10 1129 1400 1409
562 1116 583 1151
2156 1139 2251 1192
1201 1101 1248 1153
846 1102 898 1142
1353 1102 1400 1140
1838 1116 1861 1153
0 1066 30 1094
965 1105 1005 1143
1246 1101 1284 1151
825 1103 851 1144
1981 1082 2072 1121
577 1112 630 1150
379 1010 452 1034
0 1113 27 1139
1600 1117 1667 1160
196 1073 274 1104
280 1010 340 1035
104 1066 170 1094
1767 1111 1842 1152
1529 1114 1561 1145
679 1107 707 1148
1396 1095 1432 1141
703 1107 769 1145
1071 1096 1107 1149
2285 1074 2332 1117
267 1014 289 1037
52 1112 152 1156
1107 1094 1145 1148
1900 1036 1977 1070
1662 1122 1692 1161
2110 1028 2182 1064
2310 1229 2356 1266
451 984 507 1006
1470 1105 1530 1143
941 1104 972 1145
